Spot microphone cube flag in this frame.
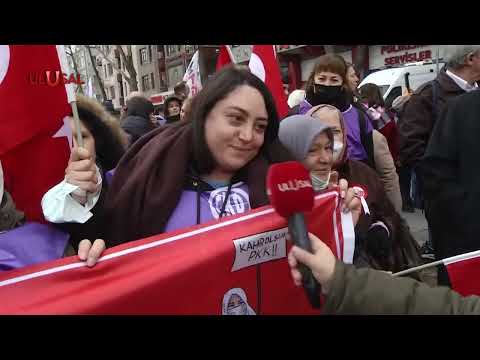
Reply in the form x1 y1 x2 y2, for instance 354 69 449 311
266 161 314 218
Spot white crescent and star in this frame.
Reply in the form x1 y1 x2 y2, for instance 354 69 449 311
0 45 10 86
53 116 73 149
248 53 266 82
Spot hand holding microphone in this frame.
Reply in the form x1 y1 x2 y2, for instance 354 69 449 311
267 161 321 308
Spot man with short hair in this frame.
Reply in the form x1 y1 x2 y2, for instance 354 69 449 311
174 81 190 101
398 45 480 263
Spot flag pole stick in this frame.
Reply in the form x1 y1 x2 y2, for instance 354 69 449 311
392 260 443 277
392 249 480 277
57 45 84 148
70 101 84 148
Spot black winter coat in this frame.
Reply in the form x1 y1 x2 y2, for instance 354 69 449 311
398 67 466 168
121 115 156 145
420 90 480 261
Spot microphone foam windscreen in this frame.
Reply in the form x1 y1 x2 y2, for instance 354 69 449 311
266 161 314 218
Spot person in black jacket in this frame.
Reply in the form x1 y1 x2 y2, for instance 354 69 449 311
399 45 480 263
420 90 480 287
121 96 157 146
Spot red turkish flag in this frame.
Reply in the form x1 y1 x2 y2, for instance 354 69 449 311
216 45 234 70
0 190 355 314
444 250 480 296
249 45 289 119
0 45 72 222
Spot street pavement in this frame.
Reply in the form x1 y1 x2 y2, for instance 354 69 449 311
400 209 437 286
401 209 428 246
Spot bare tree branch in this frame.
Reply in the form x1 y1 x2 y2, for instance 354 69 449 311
95 45 133 82
65 45 83 94
116 45 138 91
84 45 107 101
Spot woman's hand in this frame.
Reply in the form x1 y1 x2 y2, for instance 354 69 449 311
333 178 362 226
66 147 99 204
287 232 337 295
78 239 106 267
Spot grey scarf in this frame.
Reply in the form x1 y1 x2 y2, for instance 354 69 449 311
0 191 25 232
278 114 333 161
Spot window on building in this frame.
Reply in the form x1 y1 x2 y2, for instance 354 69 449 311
160 71 167 88
167 45 180 57
108 63 113 76
148 46 152 63
110 86 116 99
167 64 184 88
150 73 155 89
124 81 128 96
104 65 107 78
142 74 151 91
140 48 148 65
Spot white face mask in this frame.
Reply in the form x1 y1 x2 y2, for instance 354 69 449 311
310 171 331 192
227 303 247 315
0 161 3 201
333 141 344 162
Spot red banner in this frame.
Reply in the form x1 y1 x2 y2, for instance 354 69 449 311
0 190 353 314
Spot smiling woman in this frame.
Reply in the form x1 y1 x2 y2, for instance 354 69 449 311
75 66 294 259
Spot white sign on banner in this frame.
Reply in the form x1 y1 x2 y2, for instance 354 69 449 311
183 50 202 97
231 228 288 271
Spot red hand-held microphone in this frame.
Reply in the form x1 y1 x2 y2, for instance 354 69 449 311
266 161 321 308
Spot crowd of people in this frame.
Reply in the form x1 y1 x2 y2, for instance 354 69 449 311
1 45 480 314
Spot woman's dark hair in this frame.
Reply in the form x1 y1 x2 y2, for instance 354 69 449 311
188 65 283 175
126 96 154 120
358 83 385 108
164 96 183 117
305 54 348 92
77 107 126 172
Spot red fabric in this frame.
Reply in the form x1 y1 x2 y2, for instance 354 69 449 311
250 45 289 119
0 191 346 315
378 115 399 163
0 45 71 222
446 255 480 297
216 45 233 70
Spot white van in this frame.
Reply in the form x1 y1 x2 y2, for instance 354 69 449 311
359 61 445 107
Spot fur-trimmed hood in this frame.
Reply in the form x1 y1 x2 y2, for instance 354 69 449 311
74 95 129 171
76 95 129 149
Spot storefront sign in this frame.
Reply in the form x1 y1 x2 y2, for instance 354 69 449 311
369 45 437 69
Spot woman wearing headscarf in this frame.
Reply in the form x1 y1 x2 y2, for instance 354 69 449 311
279 107 422 272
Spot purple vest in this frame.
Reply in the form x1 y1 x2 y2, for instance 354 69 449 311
298 100 313 115
165 182 251 233
0 222 69 271
342 105 373 162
